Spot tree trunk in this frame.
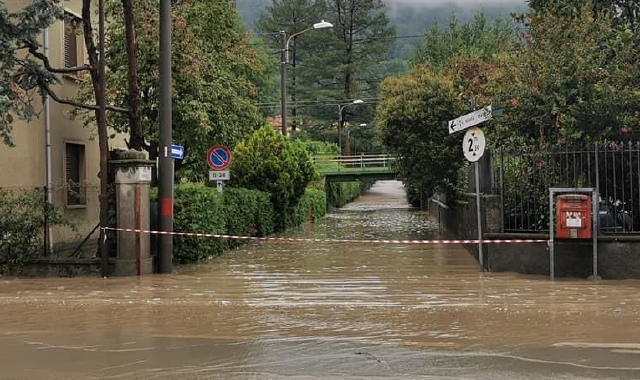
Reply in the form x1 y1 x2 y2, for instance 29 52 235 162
82 0 110 275
122 0 143 150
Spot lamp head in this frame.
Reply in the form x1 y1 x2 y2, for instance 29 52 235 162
313 20 333 29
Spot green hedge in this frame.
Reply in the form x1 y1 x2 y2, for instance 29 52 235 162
287 188 327 227
223 187 274 249
172 184 227 263
154 184 329 264
327 181 365 208
170 184 275 263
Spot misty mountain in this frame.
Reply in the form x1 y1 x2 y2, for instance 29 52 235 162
238 0 527 61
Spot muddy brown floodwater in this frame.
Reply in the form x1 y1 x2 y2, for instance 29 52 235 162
1 180 640 379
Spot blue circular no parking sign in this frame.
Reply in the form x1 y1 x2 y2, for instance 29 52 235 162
207 145 232 170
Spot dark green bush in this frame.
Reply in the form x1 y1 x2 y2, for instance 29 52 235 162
170 183 276 263
223 187 274 249
230 126 319 231
327 181 365 208
0 188 67 272
172 183 227 263
287 188 327 226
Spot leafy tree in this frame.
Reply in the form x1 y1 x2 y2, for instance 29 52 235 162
528 0 640 29
412 13 517 71
2 0 125 267
75 0 270 181
255 0 395 133
0 0 59 145
492 1 640 147
255 0 326 132
376 65 464 200
230 126 318 230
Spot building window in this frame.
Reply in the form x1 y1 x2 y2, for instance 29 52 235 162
65 143 86 206
63 12 80 68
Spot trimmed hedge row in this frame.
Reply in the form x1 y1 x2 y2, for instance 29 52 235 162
326 181 366 208
167 184 327 263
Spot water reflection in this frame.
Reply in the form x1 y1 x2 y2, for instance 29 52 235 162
1 181 640 379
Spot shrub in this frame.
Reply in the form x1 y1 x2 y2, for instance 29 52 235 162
223 187 274 249
327 181 365 208
230 126 318 230
172 183 227 263
169 184 276 263
0 188 67 272
287 188 327 226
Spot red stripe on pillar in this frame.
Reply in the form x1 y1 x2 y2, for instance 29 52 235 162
161 197 173 217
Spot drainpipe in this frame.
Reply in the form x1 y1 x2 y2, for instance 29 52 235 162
44 27 53 255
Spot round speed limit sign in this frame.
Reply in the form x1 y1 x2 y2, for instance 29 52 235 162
463 127 486 162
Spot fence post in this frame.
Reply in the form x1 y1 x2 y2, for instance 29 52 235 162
595 142 599 200
499 147 504 233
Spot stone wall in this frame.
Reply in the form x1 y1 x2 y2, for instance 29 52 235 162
430 194 640 280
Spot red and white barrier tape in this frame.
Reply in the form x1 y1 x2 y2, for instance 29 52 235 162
101 227 548 245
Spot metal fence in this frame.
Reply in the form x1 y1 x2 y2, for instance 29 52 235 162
493 142 640 234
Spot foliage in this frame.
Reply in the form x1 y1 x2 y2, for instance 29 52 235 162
376 65 465 199
0 0 62 146
287 187 327 226
230 126 319 230
171 184 276 263
491 1 640 148
528 0 640 30
73 0 270 181
172 184 227 263
378 10 516 205
326 181 365 208
223 187 275 249
291 137 340 156
412 12 518 71
0 188 67 272
255 0 395 133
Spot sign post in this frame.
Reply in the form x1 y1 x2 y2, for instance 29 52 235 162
207 145 232 193
450 105 492 272
462 127 486 271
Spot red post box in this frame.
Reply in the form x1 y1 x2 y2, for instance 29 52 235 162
555 194 592 239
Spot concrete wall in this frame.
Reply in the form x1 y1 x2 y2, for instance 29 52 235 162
430 194 640 280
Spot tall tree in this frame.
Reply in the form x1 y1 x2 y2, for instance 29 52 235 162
493 1 640 147
2 0 126 272
255 0 395 134
376 65 464 200
76 0 269 181
528 0 640 30
256 0 326 132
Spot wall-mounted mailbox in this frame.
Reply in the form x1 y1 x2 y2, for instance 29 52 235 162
556 194 592 239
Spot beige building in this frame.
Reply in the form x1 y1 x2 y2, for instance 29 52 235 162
1 0 127 248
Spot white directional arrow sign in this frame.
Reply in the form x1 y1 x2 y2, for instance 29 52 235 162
448 105 492 134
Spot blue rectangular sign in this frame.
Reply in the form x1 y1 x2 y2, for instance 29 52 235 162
171 144 185 160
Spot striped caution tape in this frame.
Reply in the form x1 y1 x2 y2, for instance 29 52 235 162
101 227 548 245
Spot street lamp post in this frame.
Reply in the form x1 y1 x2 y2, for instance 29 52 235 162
280 20 333 136
338 99 364 156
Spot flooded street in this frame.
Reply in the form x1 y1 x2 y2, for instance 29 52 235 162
2 180 640 379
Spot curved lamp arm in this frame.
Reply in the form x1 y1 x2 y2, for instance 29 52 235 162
285 20 333 64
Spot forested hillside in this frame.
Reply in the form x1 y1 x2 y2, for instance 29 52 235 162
238 0 527 59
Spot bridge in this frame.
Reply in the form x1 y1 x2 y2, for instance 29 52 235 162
314 154 399 182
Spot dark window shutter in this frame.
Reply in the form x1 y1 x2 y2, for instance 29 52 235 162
66 143 85 205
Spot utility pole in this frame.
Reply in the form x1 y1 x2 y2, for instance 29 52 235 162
98 0 109 277
280 30 287 136
158 0 173 273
